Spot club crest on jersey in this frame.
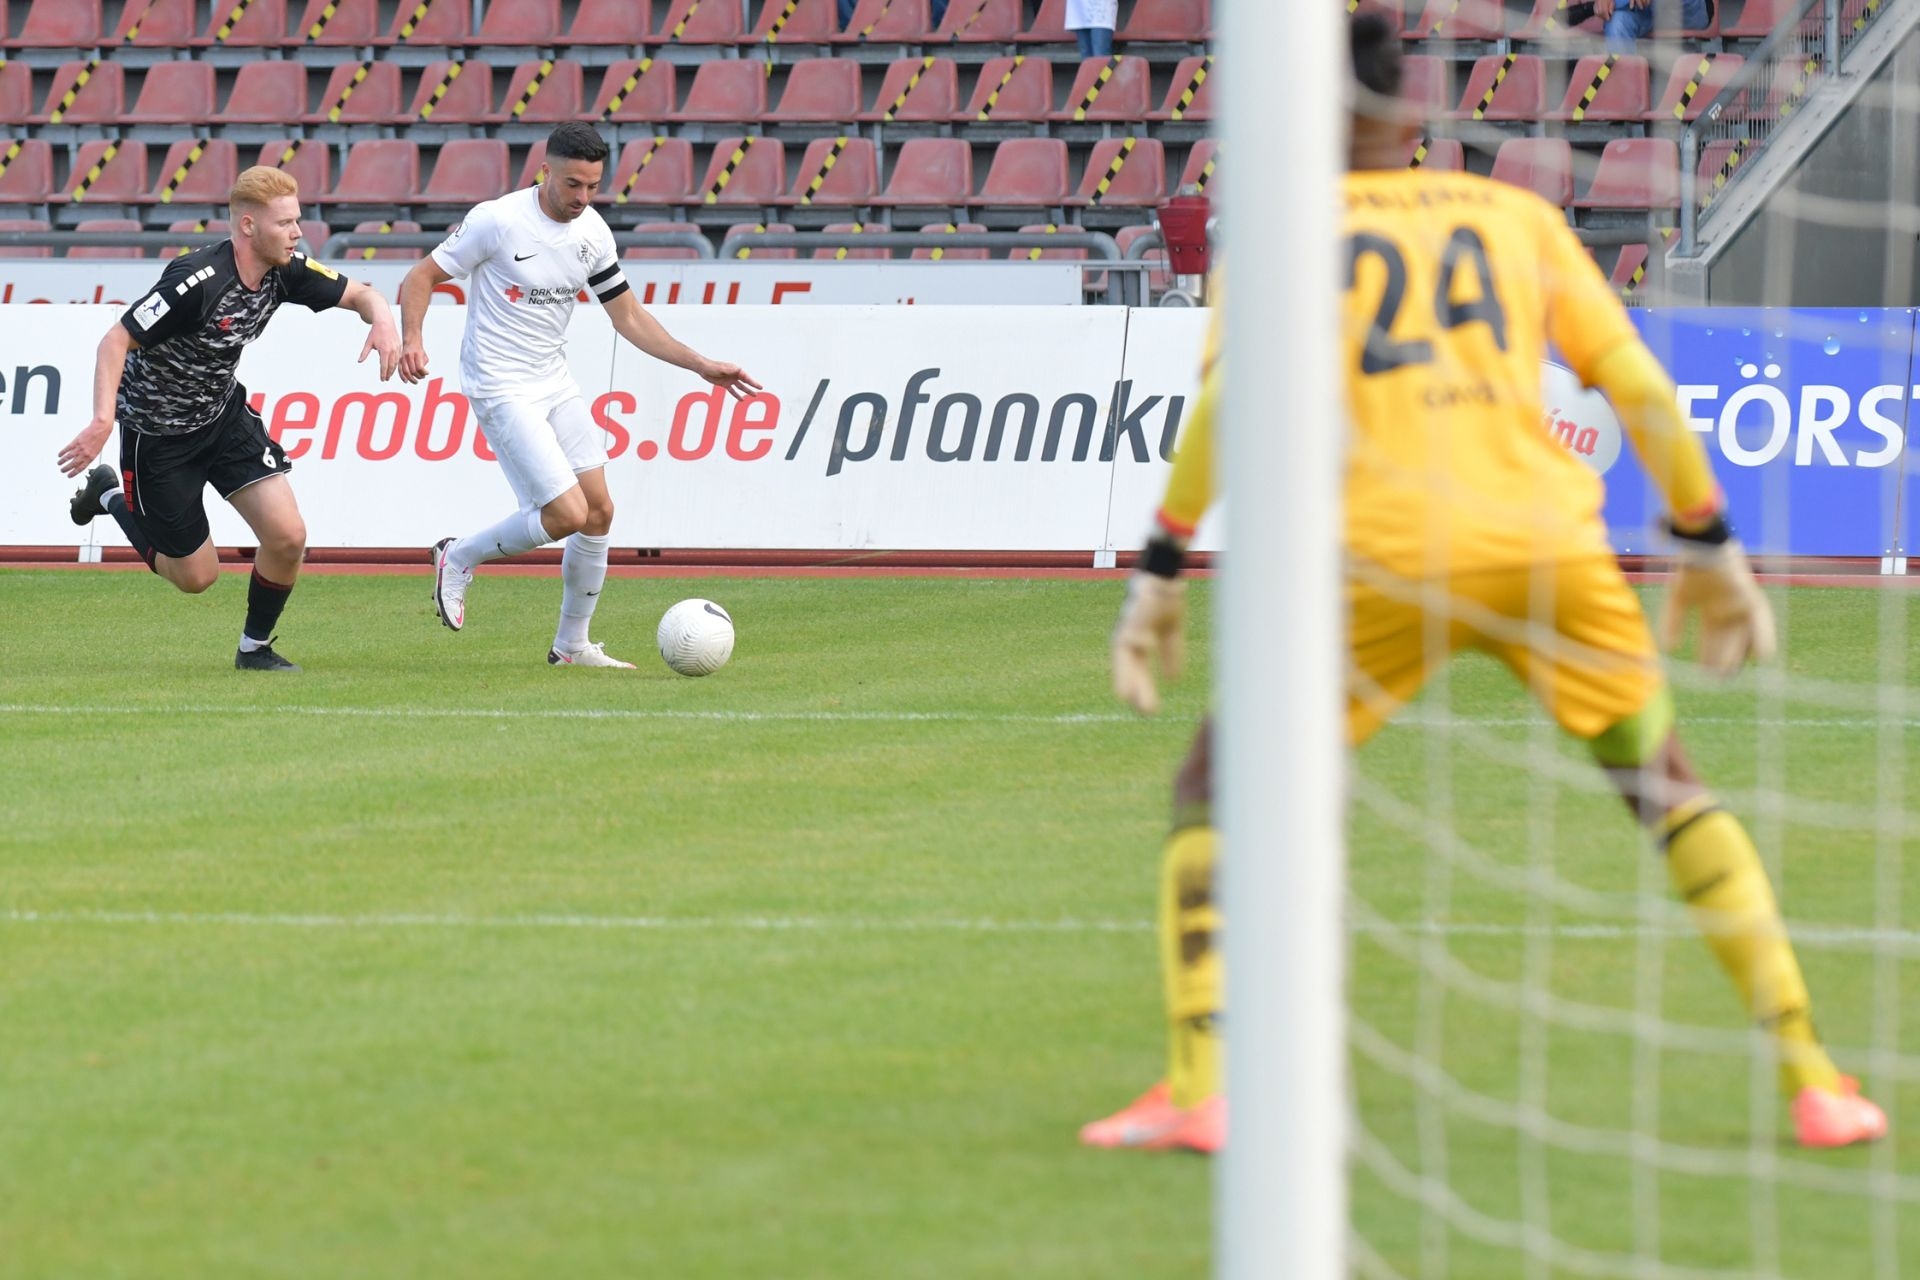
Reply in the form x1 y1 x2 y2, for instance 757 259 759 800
132 293 170 330
577 241 595 266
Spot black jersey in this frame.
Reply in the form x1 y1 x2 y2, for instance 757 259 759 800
117 241 350 436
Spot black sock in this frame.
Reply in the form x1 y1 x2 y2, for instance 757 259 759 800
244 568 294 644
103 492 157 571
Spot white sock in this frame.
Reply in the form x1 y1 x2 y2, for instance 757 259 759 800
554 532 610 652
238 632 268 652
450 506 550 572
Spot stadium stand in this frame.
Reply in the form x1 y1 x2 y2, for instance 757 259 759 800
871 137 974 209
1068 136 1167 210
403 60 496 125
566 0 651 45
144 137 240 206
0 61 31 124
1019 0 1073 43
815 221 890 259
768 59 864 125
304 61 406 127
624 221 705 260
223 62 311 126
1573 137 1682 214
603 136 697 208
484 59 587 126
56 140 148 205
1049 55 1154 124
257 139 331 201
776 135 880 206
470 0 562 47
321 139 421 205
937 0 1023 43
858 56 960 123
671 59 771 123
1649 52 1745 123
961 55 1053 124
112 0 198 48
1446 54 1546 123
747 0 841 45
420 138 512 206
32 60 125 127
67 216 145 257
1547 55 1652 124
122 61 216 127
690 136 786 207
725 222 798 259
189 0 288 47
0 217 52 257
348 219 425 260
911 220 990 259
1 0 103 52
1149 55 1214 123
589 59 678 123
836 0 932 44
653 0 744 45
1489 137 1575 209
973 137 1071 214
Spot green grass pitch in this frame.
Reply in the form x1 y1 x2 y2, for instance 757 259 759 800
1 568 1915 1278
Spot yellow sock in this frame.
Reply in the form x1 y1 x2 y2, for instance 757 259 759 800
1663 803 1841 1096
1159 825 1224 1108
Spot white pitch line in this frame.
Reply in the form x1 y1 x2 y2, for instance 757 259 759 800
0 703 1139 726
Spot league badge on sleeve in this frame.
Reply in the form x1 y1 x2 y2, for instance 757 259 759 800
132 293 170 330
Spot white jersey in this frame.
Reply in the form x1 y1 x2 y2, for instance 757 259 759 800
430 186 627 402
1065 0 1117 28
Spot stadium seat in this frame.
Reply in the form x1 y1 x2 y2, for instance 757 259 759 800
671 59 769 123
299 219 330 255
1018 0 1071 41
1648 53 1745 123
1608 242 1650 291
1511 0 1601 37
421 139 510 205
857 56 959 123
123 61 216 125
58 142 148 204
0 217 52 258
910 220 989 259
1398 55 1451 123
0 140 53 202
1724 0 1808 37
1178 137 1218 193
1547 54 1651 122
305 60 405 126
1405 0 1504 39
1696 138 1748 205
112 0 195 45
871 137 973 207
768 58 862 124
1049 55 1153 123
470 0 560 45
0 61 31 123
324 138 422 203
1488 137 1573 208
2 0 101 48
405 59 495 124
624 221 702 260
192 0 288 46
1446 53 1546 122
255 139 331 201
602 136 696 207
1068 136 1167 208
566 0 649 44
145 137 239 206
747 0 838 44
34 60 125 126
1149 55 1213 122
1117 0 1209 40
936 0 1022 42
1115 222 1171 293
161 217 228 258
484 58 585 124
589 59 677 124
652 0 744 44
776 135 879 206
973 138 1070 208
814 221 888 259
960 56 1052 124
517 139 549 188
723 221 797 259
1573 137 1680 209
1009 222 1084 264
1404 135 1463 170
224 61 309 125
68 217 144 258
835 0 931 43
346 219 424 260
1743 57 1822 122
378 0 468 44
293 0 378 44
689 136 786 205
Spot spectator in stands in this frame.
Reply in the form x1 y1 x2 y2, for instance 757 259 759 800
1596 0 1713 51
1066 0 1117 57
840 0 947 27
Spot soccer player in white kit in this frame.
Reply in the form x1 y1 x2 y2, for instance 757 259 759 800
396 122 759 667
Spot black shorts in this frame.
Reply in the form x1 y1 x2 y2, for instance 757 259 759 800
119 391 291 561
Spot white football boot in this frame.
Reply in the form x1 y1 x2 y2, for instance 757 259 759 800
431 537 472 631
547 641 635 669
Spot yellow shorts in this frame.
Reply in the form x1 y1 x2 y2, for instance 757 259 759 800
1347 556 1662 748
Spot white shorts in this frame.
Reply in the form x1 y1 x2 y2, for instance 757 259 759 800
472 388 607 511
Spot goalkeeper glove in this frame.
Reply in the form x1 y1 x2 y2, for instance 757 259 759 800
1658 514 1777 678
1112 536 1188 715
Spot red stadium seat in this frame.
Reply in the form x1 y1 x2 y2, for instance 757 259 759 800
422 139 510 204
1724 0 1809 36
69 217 145 258
973 138 1070 208
747 0 838 44
835 0 930 43
471 0 559 44
224 62 308 125
768 58 862 123
1404 135 1463 170
1573 137 1680 209
625 222 703 260
1398 55 1451 123
602 136 696 207
0 61 31 124
293 0 377 43
1406 0 1504 39
348 219 424 261
1488 137 1573 208
690 136 786 205
0 218 52 259
1149 55 1214 122
1115 222 1171 293
1608 243 1650 291
1069 136 1166 208
671 59 769 123
1018 0 1070 41
59 142 148 204
1547 54 1650 122
588 59 677 124
517 139 549 188
256 139 331 201
161 218 227 259
1737 57 1822 123
112 0 195 45
1118 0 1209 40
2 0 101 48
1512 0 1601 37
777 135 879 206
1049 55 1153 123
1696 138 1749 205
1446 53 1546 122
146 138 239 205
910 220 988 259
814 221 889 259
485 58 585 124
652 0 743 44
0 142 54 202
1009 222 1084 264
1648 52 1745 123
35 60 125 126
871 137 973 207
379 0 469 43
858 56 959 123
124 61 216 125
936 0 1021 42
305 60 404 126
325 138 422 203
723 221 797 259
405 59 495 124
1178 137 1218 193
299 219 329 254
960 55 1052 123
193 0 288 46
567 0 649 44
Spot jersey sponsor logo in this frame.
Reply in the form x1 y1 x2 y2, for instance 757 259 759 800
502 283 577 306
504 284 524 303
302 256 340 281
132 293 170 330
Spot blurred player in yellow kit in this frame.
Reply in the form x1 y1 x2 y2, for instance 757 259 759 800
1080 12 1887 1155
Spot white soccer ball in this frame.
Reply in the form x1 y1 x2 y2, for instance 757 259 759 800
657 598 735 677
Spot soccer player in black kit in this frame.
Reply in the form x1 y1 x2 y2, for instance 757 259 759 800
58 166 401 671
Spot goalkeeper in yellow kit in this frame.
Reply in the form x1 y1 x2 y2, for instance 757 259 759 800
1080 11 1887 1155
